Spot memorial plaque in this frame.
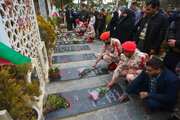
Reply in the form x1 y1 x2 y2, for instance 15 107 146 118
49 65 109 82
52 53 97 63
55 45 91 52
45 84 130 120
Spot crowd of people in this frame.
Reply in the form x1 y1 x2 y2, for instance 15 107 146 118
62 0 180 118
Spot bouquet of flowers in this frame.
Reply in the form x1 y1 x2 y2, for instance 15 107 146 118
89 87 109 101
73 39 79 44
78 68 92 76
65 36 68 40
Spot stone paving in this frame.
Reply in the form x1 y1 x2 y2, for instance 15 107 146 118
45 38 172 120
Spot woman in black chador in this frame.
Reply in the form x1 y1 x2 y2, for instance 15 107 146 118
114 9 135 43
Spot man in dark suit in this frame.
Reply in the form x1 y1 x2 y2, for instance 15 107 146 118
119 56 180 114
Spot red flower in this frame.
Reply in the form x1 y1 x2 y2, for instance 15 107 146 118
65 36 68 39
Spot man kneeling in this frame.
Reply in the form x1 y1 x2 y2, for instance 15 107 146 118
74 19 86 36
83 22 95 43
93 32 122 70
107 41 149 85
119 56 180 114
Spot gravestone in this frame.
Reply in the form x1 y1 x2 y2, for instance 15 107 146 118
56 41 88 45
45 84 130 120
49 65 109 82
52 53 97 63
55 45 91 52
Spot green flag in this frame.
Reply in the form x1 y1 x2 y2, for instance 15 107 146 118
0 42 31 64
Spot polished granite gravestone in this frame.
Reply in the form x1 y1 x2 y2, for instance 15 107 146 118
45 84 130 120
56 40 88 45
52 53 97 63
49 65 109 82
55 45 91 52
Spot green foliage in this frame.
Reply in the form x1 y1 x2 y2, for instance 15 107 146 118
54 67 59 73
37 15 57 55
43 94 69 115
47 16 57 30
60 24 67 30
49 68 54 73
49 67 59 73
0 63 41 119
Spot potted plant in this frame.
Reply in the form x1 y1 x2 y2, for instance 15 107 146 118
49 67 60 78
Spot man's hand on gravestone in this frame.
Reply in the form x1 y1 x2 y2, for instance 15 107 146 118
107 80 114 87
93 63 97 69
140 92 148 99
119 93 127 102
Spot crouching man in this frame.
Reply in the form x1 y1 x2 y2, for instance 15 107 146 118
83 22 95 43
93 32 122 70
107 41 149 85
74 19 86 36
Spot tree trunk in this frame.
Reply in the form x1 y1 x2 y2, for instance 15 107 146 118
87 0 89 10
62 0 64 11
80 0 82 8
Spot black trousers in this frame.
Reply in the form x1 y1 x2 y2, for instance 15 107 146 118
163 50 180 73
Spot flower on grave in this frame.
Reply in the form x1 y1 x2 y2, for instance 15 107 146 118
73 39 78 42
89 87 109 101
78 68 84 75
78 68 92 76
65 36 68 40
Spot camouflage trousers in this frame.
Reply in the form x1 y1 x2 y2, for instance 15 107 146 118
97 54 119 64
114 69 142 83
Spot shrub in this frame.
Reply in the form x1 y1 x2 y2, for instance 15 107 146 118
37 15 56 55
0 63 41 119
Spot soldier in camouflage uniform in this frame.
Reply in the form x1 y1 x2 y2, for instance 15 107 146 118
107 41 149 86
74 19 86 36
83 22 96 42
93 32 122 69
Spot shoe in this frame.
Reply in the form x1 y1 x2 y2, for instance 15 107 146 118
109 63 117 70
78 33 81 36
144 108 153 115
88 38 93 43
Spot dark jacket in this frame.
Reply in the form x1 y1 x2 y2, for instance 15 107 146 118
80 10 88 22
134 12 169 54
98 13 106 29
125 67 180 106
114 9 135 43
168 11 180 49
106 11 119 37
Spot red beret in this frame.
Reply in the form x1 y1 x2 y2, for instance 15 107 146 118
100 32 110 40
122 41 136 51
76 19 80 22
83 22 88 25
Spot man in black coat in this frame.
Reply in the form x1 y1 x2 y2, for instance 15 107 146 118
98 9 106 38
93 7 99 37
66 7 73 30
163 10 180 73
134 0 168 55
